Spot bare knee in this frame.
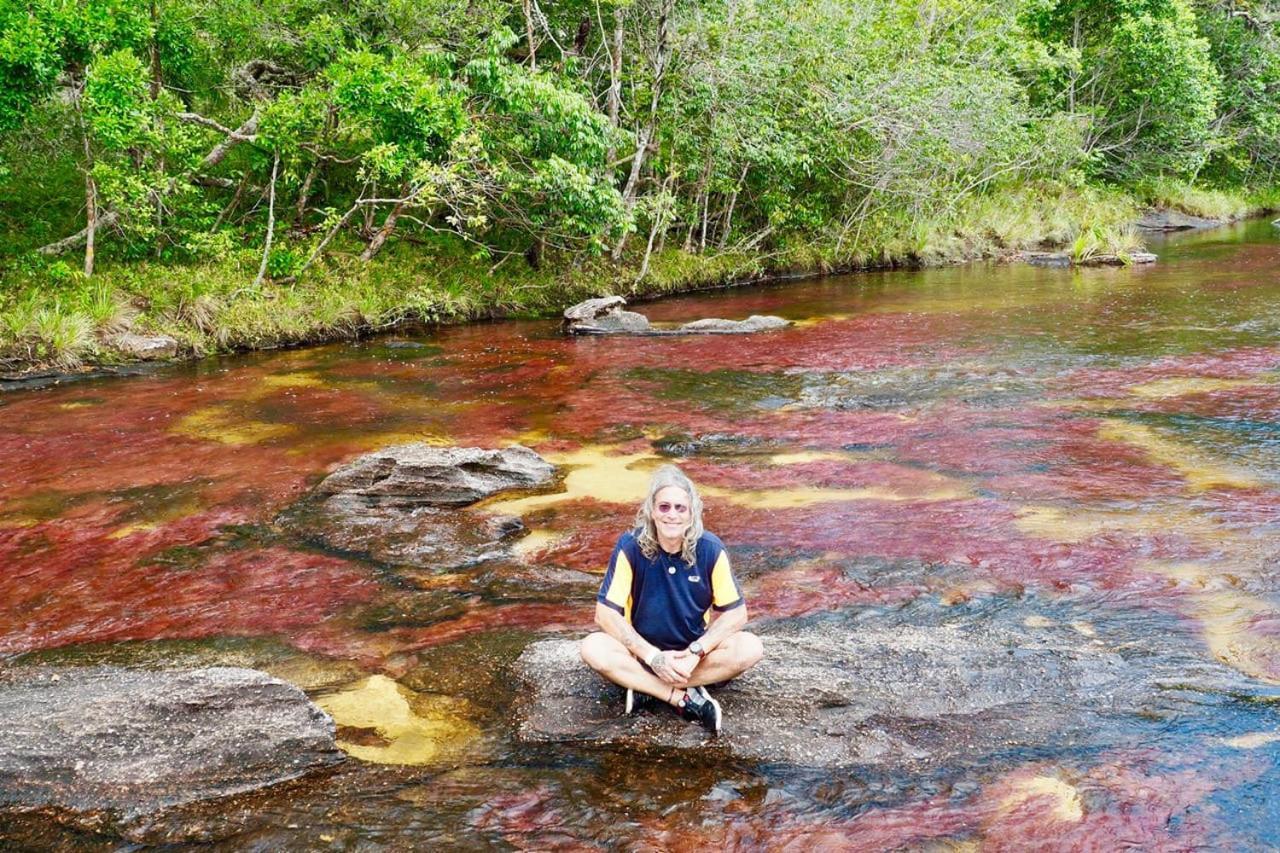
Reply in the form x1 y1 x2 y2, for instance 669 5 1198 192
579 632 616 671
733 631 764 669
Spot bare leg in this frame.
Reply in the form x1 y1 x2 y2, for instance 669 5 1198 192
579 632 681 703
685 631 764 687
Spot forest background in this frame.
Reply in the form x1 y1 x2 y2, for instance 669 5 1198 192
1 0 1279 370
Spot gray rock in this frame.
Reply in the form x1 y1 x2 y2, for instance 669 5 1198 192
569 309 653 335
1021 251 1156 268
677 315 790 334
513 609 1263 770
1135 209 1224 231
110 333 178 360
282 444 557 569
0 666 339 827
562 296 787 337
315 444 555 507
562 295 628 322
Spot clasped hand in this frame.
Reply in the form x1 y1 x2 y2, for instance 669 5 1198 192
650 649 697 685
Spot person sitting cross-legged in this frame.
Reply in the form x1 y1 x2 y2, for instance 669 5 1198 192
579 464 764 733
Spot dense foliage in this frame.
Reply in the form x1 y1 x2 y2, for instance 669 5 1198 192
1 0 1278 366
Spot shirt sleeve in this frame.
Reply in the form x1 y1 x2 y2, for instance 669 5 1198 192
710 548 743 611
596 544 634 617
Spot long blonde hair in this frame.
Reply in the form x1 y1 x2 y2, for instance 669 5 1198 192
634 464 705 564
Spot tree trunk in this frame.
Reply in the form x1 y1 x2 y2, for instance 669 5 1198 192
524 0 538 70
82 138 97 278
611 0 674 261
252 153 279 287
717 163 747 249
637 172 675 282
361 185 409 261
605 6 624 162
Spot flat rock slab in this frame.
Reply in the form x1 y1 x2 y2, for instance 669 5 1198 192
1135 209 1224 231
110 333 179 360
562 296 789 336
0 666 340 826
281 444 557 569
514 611 1259 770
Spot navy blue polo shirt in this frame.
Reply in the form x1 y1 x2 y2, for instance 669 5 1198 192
596 530 744 650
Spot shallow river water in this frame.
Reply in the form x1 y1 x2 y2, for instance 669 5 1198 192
2 221 1280 849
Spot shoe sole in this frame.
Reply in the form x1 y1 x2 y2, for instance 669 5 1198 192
704 692 722 733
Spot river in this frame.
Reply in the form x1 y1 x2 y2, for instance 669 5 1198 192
2 220 1278 848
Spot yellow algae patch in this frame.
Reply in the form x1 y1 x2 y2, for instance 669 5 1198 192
263 655 365 692
1024 615 1057 629
258 372 326 391
1128 376 1266 400
1070 621 1097 638
316 674 479 765
1098 420 1261 491
997 775 1084 823
485 448 663 516
57 400 96 410
171 405 297 446
1014 504 1239 547
1140 560 1280 684
1223 731 1280 749
513 529 564 560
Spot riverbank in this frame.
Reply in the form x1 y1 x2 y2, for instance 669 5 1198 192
2 181 1276 379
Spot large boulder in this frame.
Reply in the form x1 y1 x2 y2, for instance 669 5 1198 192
513 607 1260 770
281 444 558 569
0 666 340 831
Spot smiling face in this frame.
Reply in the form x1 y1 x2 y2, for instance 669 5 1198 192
652 484 693 552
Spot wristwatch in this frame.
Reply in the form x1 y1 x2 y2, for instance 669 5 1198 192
688 640 707 658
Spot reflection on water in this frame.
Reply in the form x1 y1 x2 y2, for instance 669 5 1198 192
2 220 1279 847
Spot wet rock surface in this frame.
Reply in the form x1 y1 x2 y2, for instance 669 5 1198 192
280 444 557 568
795 366 1044 411
0 666 340 829
563 296 788 336
1021 250 1157 267
513 605 1267 769
1136 209 1224 231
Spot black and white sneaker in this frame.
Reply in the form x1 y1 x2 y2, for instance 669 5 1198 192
624 688 656 715
679 685 722 733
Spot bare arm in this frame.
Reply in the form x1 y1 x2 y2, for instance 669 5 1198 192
695 603 748 654
595 602 659 663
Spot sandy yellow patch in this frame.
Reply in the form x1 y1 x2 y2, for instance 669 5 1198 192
57 401 95 410
1070 621 1096 638
1223 731 1280 749
1140 560 1280 684
259 372 326 391
1127 376 1267 400
172 405 297 445
316 674 479 765
484 448 664 516
1024 615 1057 629
997 775 1084 823
1098 420 1261 491
513 529 564 560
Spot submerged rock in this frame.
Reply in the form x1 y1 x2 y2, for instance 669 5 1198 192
281 443 558 569
0 666 339 830
1021 251 1157 268
677 315 791 334
513 607 1265 770
562 296 788 336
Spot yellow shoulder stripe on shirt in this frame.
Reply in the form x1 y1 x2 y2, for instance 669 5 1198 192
604 549 634 616
710 551 740 608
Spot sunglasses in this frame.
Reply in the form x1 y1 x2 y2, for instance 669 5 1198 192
655 501 690 515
